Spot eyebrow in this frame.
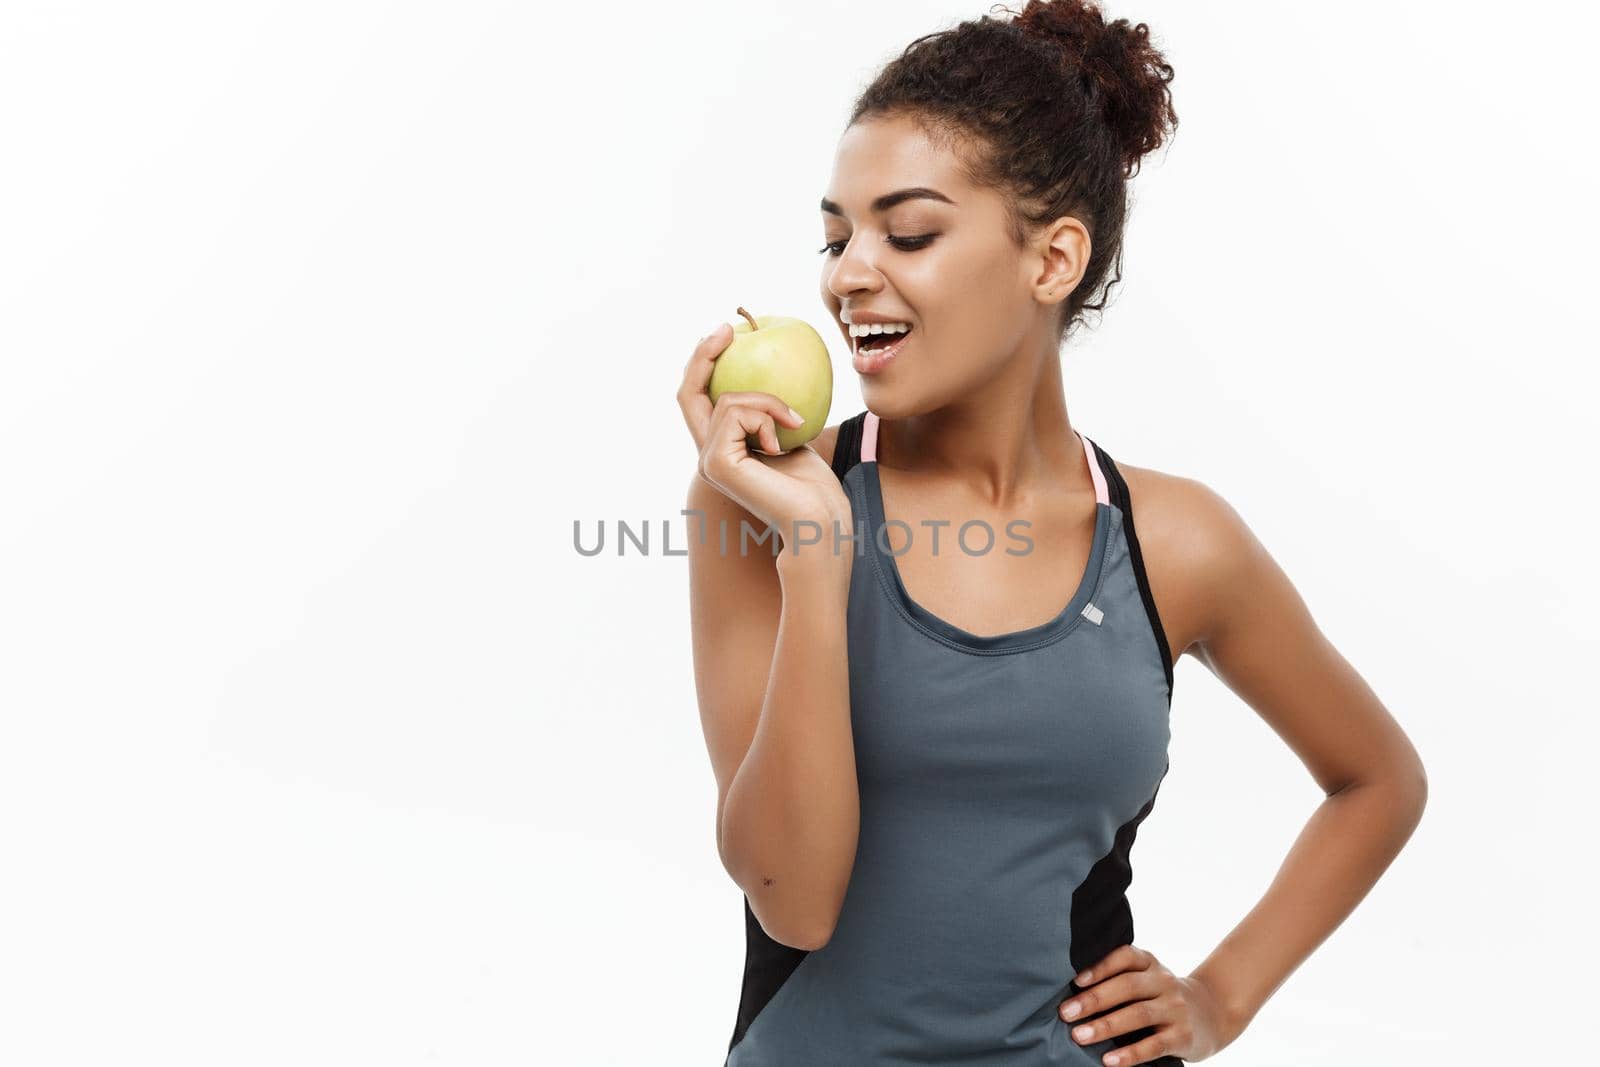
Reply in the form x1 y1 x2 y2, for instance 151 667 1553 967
819 187 957 217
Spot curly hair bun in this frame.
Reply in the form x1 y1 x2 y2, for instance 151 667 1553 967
1008 0 1176 176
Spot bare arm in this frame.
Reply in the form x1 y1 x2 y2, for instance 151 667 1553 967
687 468 859 949
1174 478 1430 1037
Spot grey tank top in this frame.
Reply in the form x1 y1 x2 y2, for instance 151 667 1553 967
725 410 1178 1067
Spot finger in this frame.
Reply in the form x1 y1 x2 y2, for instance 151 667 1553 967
677 324 729 443
678 324 732 446
721 404 782 462
762 410 789 455
681 323 732 385
1060 970 1155 1024
1075 944 1149 987
1067 989 1164 1047
714 390 806 426
1098 1027 1178 1067
716 400 801 458
681 322 731 378
755 415 782 456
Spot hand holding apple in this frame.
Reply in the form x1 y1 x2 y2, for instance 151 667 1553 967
679 314 852 550
707 307 833 454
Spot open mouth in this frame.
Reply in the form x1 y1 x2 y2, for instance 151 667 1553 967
854 326 912 355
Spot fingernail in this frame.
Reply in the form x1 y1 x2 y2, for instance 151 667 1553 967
1062 1001 1081 1020
1105 1055 1121 1066
787 406 803 423
1074 1025 1093 1041
1077 970 1092 984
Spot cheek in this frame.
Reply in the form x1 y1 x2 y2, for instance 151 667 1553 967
918 242 1021 313
919 257 1029 350
962 254 1027 307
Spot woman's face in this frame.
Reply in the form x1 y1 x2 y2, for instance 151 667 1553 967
818 113 1084 416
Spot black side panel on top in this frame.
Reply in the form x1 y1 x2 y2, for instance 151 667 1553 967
829 410 867 485
1089 440 1175 705
1066 763 1179 1067
727 896 809 1055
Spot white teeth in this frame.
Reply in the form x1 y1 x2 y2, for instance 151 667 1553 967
848 322 911 337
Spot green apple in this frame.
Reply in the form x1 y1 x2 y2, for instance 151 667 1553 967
707 306 833 453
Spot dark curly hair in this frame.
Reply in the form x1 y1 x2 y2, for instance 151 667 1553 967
847 0 1178 343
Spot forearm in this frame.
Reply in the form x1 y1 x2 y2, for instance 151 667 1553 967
719 550 858 947
1188 771 1428 1037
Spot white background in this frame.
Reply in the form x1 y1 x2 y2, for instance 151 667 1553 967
2 1 1594 1064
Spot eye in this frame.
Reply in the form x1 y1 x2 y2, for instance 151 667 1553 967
816 235 938 256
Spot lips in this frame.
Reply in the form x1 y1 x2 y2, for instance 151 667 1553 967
852 328 911 375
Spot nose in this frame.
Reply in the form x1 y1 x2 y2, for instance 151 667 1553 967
823 237 885 304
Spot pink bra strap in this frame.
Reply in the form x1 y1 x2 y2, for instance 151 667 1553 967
861 411 1106 505
1077 429 1110 505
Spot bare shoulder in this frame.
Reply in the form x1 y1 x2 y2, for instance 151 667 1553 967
1114 458 1262 665
1116 456 1425 801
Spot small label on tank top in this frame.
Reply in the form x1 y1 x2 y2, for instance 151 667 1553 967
1081 602 1104 625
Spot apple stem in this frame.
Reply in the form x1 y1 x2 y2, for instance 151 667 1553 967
735 307 758 331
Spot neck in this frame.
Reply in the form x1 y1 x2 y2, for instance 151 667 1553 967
876 348 1085 506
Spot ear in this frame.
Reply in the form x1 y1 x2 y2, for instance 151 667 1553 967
1034 215 1092 305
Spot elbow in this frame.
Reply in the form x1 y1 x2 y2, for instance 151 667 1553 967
793 928 835 952
1380 754 1430 833
767 907 839 952
719 818 849 951
1408 758 1429 821
1330 750 1429 810
718 862 842 952
1327 755 1428 833
1396 743 1429 819
739 879 844 951
792 907 840 950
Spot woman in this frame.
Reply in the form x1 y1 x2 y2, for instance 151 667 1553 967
677 2 1427 1064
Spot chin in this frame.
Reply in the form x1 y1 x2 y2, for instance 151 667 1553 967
857 383 933 421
